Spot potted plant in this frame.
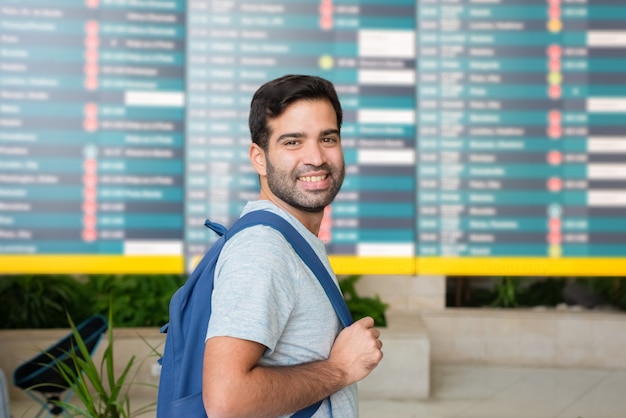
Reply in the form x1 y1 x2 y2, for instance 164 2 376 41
46 308 158 418
339 275 388 327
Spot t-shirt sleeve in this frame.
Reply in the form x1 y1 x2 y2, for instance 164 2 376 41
206 225 300 353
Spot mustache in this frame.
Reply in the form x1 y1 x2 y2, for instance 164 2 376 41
294 163 335 176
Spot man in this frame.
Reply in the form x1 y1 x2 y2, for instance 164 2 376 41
202 75 383 417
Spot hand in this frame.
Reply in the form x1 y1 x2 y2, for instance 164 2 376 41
328 316 383 385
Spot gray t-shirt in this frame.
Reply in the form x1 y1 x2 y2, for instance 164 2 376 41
206 200 358 417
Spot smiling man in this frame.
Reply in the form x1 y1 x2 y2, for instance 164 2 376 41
202 75 383 418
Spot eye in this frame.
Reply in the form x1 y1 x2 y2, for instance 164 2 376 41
281 139 303 148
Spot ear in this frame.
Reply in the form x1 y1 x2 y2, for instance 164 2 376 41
249 143 267 176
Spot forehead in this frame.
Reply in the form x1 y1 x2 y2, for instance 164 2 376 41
268 99 338 133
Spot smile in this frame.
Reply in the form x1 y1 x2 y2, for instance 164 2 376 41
298 174 328 183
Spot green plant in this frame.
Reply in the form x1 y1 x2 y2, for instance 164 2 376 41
491 277 520 308
0 274 188 329
576 277 626 309
339 275 388 327
0 275 92 329
84 274 186 327
518 278 565 307
49 307 157 417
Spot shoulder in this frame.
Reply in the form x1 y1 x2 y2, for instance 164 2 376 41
223 224 294 256
217 224 299 276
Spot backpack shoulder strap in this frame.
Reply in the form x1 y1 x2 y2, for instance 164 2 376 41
235 210 353 327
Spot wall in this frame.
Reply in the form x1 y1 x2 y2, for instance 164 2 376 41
356 274 626 370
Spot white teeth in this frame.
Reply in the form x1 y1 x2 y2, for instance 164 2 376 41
300 175 326 182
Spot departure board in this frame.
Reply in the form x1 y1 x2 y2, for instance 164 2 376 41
2 0 626 276
0 0 186 273
416 0 626 276
184 0 417 273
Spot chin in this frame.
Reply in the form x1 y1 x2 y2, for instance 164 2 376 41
300 206 326 214
290 201 326 213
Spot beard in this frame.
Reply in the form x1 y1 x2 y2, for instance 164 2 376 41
266 160 345 213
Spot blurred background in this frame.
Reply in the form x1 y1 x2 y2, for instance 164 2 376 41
2 1 626 416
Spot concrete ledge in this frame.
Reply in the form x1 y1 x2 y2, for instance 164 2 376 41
1 312 433 404
422 307 626 369
358 310 431 400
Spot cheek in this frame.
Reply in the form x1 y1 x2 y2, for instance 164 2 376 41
328 149 345 167
269 152 299 173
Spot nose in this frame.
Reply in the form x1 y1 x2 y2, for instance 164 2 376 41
303 140 326 167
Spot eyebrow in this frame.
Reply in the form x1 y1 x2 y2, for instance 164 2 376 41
276 132 304 142
276 129 340 143
321 128 340 137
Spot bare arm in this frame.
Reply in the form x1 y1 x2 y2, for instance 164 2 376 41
202 316 383 418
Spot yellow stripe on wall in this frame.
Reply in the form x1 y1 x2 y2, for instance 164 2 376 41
417 257 626 277
1 255 624 277
0 255 184 274
329 256 416 275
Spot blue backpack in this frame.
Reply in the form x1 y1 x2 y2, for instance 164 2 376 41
157 210 353 418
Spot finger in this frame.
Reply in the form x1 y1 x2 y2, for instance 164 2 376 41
354 316 375 328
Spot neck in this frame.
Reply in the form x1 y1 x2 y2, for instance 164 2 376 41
257 190 324 236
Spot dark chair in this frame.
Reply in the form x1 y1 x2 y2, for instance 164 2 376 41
13 315 108 417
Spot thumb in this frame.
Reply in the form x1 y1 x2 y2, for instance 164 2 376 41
352 316 375 328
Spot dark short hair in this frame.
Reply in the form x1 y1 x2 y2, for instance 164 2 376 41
248 74 343 150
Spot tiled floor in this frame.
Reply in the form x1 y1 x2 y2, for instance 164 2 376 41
360 364 626 418
9 364 626 417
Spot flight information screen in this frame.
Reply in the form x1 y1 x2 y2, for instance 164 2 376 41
1 0 625 276
0 0 186 273
415 0 626 275
184 0 417 273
